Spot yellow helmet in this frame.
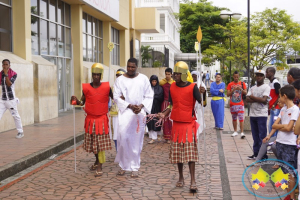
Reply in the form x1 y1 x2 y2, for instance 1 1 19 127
174 61 189 82
91 63 104 80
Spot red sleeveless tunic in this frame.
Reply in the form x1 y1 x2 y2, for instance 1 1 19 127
82 82 110 135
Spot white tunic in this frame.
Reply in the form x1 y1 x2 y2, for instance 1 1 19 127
113 73 154 171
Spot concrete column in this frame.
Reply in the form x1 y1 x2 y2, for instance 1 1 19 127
71 5 83 98
103 22 111 67
12 0 31 61
120 29 130 67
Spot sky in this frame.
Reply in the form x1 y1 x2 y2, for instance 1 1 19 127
192 0 300 22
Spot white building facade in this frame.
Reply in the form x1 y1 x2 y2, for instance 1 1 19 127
137 0 181 68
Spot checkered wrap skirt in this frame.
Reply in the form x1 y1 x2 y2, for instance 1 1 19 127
169 132 199 163
83 123 112 154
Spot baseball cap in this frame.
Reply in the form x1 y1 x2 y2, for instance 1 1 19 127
254 70 265 76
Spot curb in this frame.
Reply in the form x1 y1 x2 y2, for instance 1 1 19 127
0 132 84 182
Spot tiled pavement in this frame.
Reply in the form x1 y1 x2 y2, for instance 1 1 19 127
0 100 281 199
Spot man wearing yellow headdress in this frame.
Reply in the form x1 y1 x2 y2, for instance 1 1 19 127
70 63 113 177
109 68 126 151
157 61 204 193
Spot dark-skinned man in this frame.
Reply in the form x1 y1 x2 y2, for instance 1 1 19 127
157 61 205 193
246 70 270 160
70 63 113 177
113 58 153 178
0 59 24 139
266 67 281 137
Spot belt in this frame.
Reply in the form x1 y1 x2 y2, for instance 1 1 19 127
212 96 227 101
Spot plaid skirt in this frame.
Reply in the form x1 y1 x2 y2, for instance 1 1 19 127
83 124 112 154
169 133 199 163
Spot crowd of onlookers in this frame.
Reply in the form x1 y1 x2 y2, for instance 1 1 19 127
209 67 300 200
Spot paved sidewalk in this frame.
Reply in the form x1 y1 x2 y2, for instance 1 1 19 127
0 109 86 181
0 100 272 199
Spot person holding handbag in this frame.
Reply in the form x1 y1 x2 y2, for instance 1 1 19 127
226 71 247 138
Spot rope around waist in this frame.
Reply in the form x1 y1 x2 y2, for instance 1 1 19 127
212 96 227 101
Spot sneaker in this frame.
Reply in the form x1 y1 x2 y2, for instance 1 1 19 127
261 155 268 160
247 155 256 160
16 132 24 139
231 132 238 137
241 132 245 139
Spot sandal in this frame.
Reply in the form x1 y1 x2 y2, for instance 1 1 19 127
94 170 103 177
157 136 162 141
176 181 184 187
148 140 155 144
131 171 139 178
167 140 171 144
117 169 125 176
89 164 98 171
190 185 198 193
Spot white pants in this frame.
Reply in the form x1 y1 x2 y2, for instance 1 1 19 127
149 130 161 140
0 99 23 133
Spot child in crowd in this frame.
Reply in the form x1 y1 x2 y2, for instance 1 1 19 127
270 85 298 200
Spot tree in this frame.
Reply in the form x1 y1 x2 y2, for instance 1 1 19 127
203 8 300 84
141 45 152 67
178 0 229 53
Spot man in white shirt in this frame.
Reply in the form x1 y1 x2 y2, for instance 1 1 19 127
246 70 270 160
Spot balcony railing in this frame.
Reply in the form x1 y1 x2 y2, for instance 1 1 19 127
141 34 180 49
139 0 179 13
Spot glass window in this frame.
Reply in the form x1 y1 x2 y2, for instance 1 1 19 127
65 27 71 57
87 15 92 34
49 23 57 55
0 0 10 5
0 32 10 51
87 35 92 61
31 16 39 55
0 2 12 51
64 3 70 26
40 0 47 18
82 12 103 63
57 0 63 24
83 33 86 61
32 0 72 112
82 13 87 33
49 0 56 22
111 27 120 65
58 25 64 56
31 0 38 15
40 19 48 54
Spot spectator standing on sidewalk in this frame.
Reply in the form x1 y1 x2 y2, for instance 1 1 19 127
205 70 210 87
246 70 270 160
159 68 174 143
147 75 164 144
266 67 281 136
210 73 226 130
272 85 298 200
227 71 247 138
109 68 126 151
70 63 113 177
0 59 24 139
157 61 204 193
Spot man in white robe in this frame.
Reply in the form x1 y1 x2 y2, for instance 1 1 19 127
113 58 153 177
191 71 207 136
